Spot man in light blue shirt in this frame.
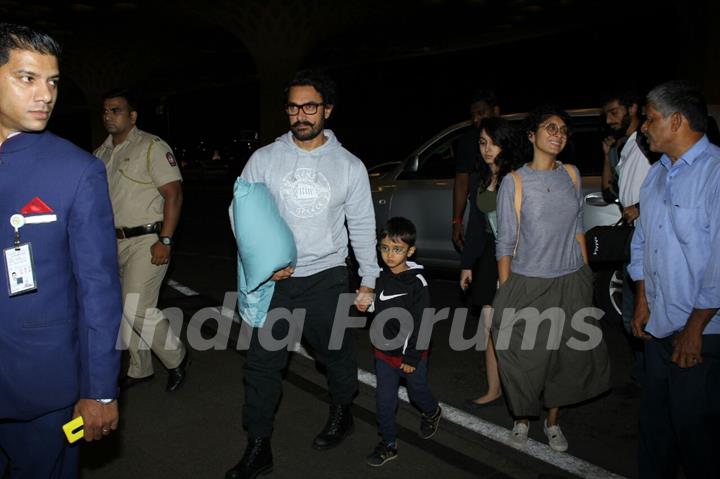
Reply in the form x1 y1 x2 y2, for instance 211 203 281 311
629 80 720 479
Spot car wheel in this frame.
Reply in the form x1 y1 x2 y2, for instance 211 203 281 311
594 267 623 323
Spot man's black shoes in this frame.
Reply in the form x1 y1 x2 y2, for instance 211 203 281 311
225 437 273 479
166 351 190 392
312 404 354 450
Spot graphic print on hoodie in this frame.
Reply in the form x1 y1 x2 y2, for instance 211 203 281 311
280 167 331 218
371 262 430 367
241 130 380 288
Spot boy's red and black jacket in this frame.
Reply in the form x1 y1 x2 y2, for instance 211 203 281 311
370 262 430 367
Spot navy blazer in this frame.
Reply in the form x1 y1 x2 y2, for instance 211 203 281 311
0 131 122 421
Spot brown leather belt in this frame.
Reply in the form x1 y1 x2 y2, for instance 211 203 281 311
115 221 162 239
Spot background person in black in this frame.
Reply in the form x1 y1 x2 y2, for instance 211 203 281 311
452 90 500 249
600 90 653 387
366 217 441 467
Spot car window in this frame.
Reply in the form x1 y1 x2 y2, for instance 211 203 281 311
559 116 605 176
399 128 469 180
394 113 605 181
368 162 400 178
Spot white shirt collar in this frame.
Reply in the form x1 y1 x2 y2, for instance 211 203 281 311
0 131 22 147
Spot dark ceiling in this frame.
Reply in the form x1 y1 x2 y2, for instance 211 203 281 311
1 0 716 158
3 0 696 98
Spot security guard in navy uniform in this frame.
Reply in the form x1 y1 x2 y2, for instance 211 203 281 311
95 88 189 391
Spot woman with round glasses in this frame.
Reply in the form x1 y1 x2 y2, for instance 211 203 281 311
491 105 610 452
460 117 521 409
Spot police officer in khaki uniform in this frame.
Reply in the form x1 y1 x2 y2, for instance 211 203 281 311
95 88 188 392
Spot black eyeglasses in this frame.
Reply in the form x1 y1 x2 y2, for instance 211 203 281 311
285 102 324 115
540 122 571 138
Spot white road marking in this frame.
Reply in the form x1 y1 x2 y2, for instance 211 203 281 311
291 343 626 479
167 279 626 479
167 279 200 297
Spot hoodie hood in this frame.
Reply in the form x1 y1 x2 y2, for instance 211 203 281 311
276 130 343 184
382 261 425 285
276 129 342 157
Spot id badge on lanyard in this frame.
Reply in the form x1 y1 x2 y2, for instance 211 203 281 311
4 214 37 296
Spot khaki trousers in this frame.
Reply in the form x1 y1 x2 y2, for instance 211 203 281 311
117 234 185 378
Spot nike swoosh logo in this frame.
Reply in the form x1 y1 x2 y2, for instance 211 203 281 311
378 291 408 301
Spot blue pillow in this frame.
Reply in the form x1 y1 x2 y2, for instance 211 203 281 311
236 256 277 328
232 178 296 292
231 178 296 327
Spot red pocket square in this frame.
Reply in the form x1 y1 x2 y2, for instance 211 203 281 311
20 197 54 215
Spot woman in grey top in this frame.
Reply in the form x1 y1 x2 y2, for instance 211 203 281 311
492 105 610 452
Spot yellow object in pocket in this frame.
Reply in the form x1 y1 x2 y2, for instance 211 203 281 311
62 416 84 443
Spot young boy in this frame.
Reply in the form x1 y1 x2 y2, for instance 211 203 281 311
366 217 442 467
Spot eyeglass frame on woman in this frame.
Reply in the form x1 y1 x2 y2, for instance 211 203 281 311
539 122 571 138
284 102 325 116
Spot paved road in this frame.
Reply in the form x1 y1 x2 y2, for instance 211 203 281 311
79 181 641 478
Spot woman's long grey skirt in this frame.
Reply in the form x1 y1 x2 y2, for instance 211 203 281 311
491 265 611 417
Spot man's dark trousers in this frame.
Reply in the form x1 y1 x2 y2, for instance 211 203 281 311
0 406 78 478
639 334 720 479
243 266 358 438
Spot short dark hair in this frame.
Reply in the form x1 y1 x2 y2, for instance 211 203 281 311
379 217 416 247
0 23 61 66
525 104 570 136
647 80 708 133
469 89 498 108
285 69 337 106
101 87 139 112
602 90 642 111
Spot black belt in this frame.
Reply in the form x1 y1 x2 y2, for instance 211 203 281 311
115 222 162 239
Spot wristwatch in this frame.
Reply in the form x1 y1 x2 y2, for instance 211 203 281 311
96 398 115 405
158 236 173 246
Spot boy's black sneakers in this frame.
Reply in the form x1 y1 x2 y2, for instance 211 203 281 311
365 441 398 467
420 406 442 439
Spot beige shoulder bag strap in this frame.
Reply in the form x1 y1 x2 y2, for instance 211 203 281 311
562 163 578 191
510 171 522 256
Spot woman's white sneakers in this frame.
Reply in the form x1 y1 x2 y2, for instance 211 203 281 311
510 421 529 446
510 420 569 452
543 420 569 452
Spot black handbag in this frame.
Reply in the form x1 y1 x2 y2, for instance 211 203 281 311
586 220 635 263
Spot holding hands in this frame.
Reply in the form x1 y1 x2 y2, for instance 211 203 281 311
354 286 374 312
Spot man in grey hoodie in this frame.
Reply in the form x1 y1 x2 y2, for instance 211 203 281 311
226 70 380 479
